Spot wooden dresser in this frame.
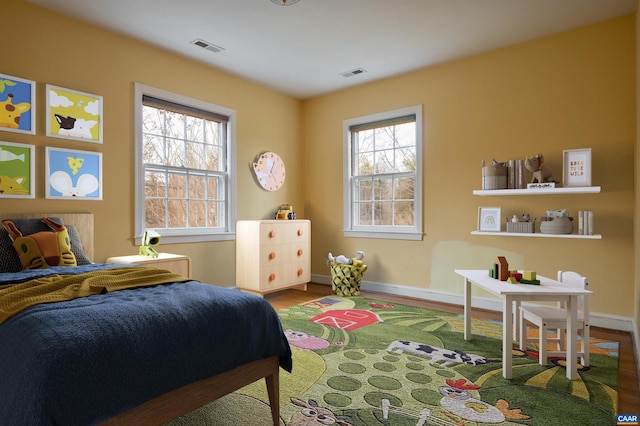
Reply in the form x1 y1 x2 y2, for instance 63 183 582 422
236 220 310 296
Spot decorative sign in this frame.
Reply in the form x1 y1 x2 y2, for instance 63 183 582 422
563 148 591 187
527 182 556 189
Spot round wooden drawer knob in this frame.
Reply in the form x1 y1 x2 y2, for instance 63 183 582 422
269 252 276 260
269 230 276 238
297 229 303 236
269 273 276 281
297 249 303 256
297 269 303 276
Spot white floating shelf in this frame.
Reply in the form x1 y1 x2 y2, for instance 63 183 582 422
471 231 602 239
473 186 601 196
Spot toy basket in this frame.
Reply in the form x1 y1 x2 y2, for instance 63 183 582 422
329 261 367 296
506 221 535 233
540 217 573 234
482 165 508 190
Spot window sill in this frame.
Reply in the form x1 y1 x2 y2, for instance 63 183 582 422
344 230 423 241
134 232 235 245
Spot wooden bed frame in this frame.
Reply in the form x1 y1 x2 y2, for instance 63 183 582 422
5 212 95 261
3 213 282 426
102 355 280 425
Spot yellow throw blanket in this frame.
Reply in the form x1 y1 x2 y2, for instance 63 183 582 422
0 266 191 324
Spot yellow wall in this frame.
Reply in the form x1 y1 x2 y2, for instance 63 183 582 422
1 1 637 322
0 0 304 285
303 15 636 318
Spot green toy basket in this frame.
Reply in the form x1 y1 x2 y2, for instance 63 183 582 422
329 261 367 296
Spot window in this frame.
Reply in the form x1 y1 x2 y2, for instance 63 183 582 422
134 83 236 243
343 105 422 240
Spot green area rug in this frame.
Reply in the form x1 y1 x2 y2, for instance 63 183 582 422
172 296 619 425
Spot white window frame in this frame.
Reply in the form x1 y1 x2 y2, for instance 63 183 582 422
343 105 423 240
134 83 236 244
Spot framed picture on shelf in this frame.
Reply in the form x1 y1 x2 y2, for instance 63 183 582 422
0 141 35 199
46 85 103 144
478 207 501 232
45 147 102 200
563 148 591 187
0 73 36 135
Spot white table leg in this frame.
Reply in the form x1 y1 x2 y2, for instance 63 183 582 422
512 300 520 343
566 296 577 380
464 278 471 341
502 296 513 379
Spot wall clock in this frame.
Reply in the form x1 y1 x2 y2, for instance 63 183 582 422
253 151 286 191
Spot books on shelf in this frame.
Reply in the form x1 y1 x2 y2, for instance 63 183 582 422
577 210 594 235
507 159 526 189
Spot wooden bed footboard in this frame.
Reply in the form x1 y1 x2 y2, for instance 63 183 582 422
100 355 281 426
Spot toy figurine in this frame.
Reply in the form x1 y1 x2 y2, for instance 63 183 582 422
328 250 365 266
524 154 554 183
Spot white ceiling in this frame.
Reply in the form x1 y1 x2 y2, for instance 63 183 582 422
27 0 637 99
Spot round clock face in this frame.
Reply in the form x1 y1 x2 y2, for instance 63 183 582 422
253 151 286 191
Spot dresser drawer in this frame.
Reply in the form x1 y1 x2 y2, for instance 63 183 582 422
259 261 310 290
259 221 309 244
260 242 309 265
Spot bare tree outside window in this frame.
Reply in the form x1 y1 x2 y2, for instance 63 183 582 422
344 106 422 240
352 120 416 227
135 84 235 243
142 97 227 231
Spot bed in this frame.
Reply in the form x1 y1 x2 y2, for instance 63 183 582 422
0 213 291 426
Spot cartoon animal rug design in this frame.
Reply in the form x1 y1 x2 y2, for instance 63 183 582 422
438 379 530 423
386 340 495 366
235 296 618 426
289 398 352 426
285 329 342 350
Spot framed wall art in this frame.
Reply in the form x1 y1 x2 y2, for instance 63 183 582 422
46 85 103 144
478 207 501 232
0 73 36 135
0 141 35 198
562 148 591 187
45 147 102 200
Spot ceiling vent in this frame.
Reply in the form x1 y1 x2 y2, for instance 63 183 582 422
340 68 367 78
190 39 225 53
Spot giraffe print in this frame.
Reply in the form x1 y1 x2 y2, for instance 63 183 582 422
0 94 31 129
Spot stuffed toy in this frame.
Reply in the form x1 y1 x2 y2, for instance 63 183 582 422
328 250 365 267
524 154 554 183
2 218 77 270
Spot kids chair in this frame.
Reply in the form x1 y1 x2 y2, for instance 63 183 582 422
518 270 590 366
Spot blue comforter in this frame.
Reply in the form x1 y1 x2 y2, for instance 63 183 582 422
0 264 292 425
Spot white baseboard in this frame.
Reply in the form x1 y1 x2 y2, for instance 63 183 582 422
311 273 635 332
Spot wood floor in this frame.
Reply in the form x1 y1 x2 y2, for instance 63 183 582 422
265 283 640 414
